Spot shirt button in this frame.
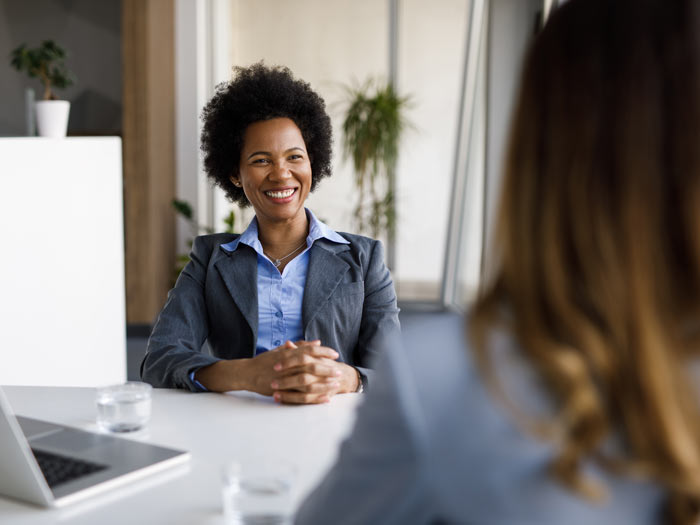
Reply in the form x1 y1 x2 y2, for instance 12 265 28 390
275 311 283 318
274 340 281 346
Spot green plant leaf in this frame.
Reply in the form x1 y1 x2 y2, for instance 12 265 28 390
8 40 75 97
49 64 75 89
223 211 236 233
172 198 193 219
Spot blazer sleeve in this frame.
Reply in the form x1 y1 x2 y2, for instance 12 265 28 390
140 236 223 391
294 339 435 524
354 239 401 389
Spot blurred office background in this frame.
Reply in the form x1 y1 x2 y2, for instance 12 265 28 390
0 0 550 381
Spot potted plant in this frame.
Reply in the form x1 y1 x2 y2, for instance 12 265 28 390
341 79 410 241
10 40 76 138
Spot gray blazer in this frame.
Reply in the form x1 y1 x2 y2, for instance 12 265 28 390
295 312 664 525
140 232 400 392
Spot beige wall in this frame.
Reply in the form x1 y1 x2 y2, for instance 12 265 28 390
396 0 470 298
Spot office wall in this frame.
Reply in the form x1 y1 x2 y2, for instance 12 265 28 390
0 0 121 136
395 0 470 299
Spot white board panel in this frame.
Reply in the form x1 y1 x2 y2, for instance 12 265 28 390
0 137 126 387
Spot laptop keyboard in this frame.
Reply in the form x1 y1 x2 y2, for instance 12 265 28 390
31 449 108 488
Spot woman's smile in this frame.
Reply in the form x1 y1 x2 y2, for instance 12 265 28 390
264 187 297 202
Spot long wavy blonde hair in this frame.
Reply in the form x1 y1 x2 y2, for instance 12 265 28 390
470 0 700 523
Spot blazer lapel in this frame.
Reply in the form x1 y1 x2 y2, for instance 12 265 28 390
302 242 351 330
214 245 259 341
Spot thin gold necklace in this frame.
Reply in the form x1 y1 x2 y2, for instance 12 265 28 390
264 241 306 268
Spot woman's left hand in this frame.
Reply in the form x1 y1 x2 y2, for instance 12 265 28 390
270 340 360 404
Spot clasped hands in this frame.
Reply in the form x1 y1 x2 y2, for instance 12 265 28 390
195 340 360 404
250 340 359 404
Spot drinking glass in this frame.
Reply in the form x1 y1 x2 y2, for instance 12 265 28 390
221 457 296 525
96 381 152 433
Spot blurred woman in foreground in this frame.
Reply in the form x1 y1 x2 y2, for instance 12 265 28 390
295 0 700 522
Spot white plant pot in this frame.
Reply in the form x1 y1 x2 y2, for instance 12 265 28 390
35 100 70 138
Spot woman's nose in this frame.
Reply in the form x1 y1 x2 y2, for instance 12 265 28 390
269 162 291 180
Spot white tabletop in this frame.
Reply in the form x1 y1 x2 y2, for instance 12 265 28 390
0 385 360 524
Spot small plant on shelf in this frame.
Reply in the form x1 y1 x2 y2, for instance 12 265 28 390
10 40 76 100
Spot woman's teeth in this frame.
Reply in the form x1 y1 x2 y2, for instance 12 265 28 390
265 189 295 198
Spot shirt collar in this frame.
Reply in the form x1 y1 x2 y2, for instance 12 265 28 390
306 208 349 246
220 208 349 254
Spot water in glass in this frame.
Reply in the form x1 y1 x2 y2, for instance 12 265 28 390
222 462 294 524
96 382 152 432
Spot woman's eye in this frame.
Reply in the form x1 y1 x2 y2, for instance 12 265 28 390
288 154 302 161
252 158 270 164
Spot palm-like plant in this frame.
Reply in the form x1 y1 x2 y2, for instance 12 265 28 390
341 80 410 239
10 40 75 100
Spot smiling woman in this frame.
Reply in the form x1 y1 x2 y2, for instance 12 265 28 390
140 63 401 405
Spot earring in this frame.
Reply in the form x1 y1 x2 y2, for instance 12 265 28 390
232 180 241 187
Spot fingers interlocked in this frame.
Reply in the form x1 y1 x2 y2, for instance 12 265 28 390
270 341 342 404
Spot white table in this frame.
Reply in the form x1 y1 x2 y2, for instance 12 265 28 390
0 386 360 524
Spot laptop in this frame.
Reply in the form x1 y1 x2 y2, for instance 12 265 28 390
0 386 190 508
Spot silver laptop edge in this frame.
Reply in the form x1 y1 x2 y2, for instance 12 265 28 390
0 387 54 506
52 453 190 508
0 386 190 508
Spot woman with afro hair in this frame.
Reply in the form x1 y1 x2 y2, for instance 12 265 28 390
141 63 400 404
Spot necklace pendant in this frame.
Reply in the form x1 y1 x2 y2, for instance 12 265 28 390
265 241 306 269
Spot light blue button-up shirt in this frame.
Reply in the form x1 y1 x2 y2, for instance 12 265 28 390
221 208 349 355
190 209 348 390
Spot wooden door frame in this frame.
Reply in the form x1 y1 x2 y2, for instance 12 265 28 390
122 0 176 325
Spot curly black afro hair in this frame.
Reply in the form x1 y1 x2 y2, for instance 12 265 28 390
200 62 333 207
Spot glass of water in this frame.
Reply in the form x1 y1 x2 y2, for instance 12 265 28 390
222 457 296 525
96 381 152 433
